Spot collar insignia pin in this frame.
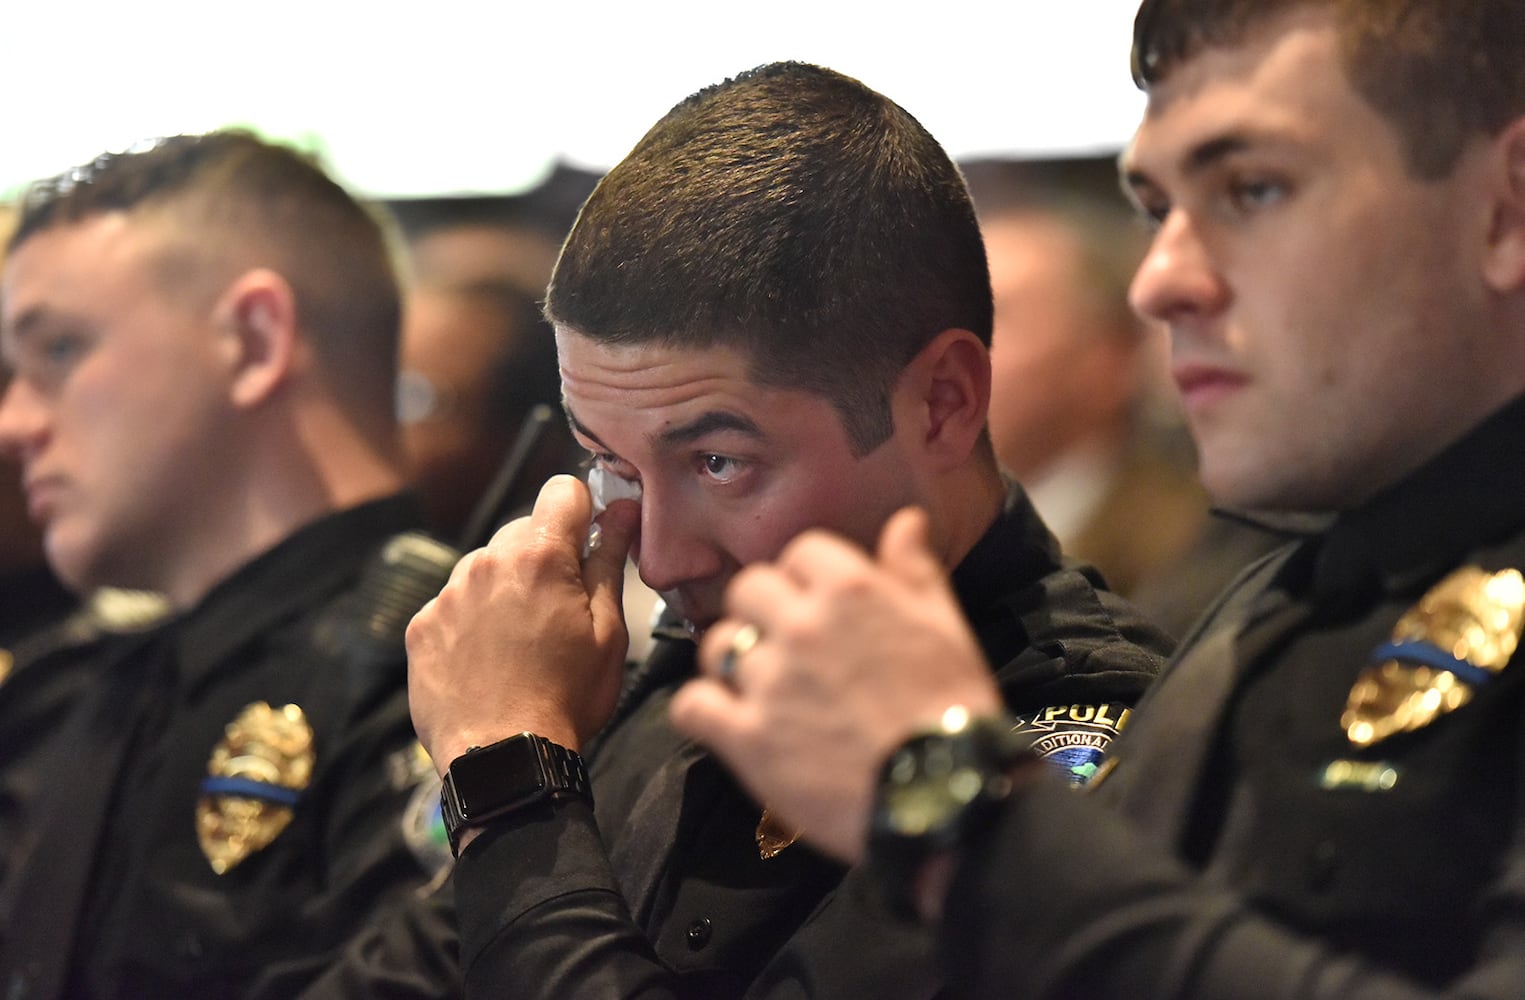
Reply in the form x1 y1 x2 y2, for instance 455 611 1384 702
756 807 802 860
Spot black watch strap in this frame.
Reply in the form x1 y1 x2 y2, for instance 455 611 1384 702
440 732 592 857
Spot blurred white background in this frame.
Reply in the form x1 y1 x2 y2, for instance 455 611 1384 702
0 0 1146 198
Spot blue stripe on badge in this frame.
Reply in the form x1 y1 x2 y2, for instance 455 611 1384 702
199 776 303 806
1372 641 1495 687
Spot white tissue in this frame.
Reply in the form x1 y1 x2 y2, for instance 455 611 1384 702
585 466 643 556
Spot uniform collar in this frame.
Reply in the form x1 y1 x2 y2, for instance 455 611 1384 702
169 494 424 690
1313 393 1525 603
950 481 1064 615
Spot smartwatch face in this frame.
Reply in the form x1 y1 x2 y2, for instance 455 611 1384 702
447 736 548 819
881 738 986 836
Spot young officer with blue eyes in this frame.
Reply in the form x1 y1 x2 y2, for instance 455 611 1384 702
405 61 1171 998
670 3 1525 998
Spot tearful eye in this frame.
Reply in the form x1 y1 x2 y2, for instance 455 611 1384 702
582 450 639 483
699 454 743 483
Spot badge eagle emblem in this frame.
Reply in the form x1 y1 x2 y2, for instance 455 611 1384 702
1342 567 1525 748
196 701 316 874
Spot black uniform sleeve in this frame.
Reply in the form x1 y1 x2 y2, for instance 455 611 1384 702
286 880 463 999
940 776 1525 1000
454 799 685 999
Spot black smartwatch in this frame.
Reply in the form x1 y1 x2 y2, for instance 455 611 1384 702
440 732 592 856
868 708 1032 912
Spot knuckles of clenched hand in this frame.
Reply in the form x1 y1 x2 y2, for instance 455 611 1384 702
405 505 628 769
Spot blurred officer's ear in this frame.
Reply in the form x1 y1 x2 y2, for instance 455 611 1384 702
1481 119 1525 295
215 267 300 409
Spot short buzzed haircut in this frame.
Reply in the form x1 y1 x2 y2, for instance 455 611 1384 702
546 61 992 455
1131 0 1525 180
10 130 402 422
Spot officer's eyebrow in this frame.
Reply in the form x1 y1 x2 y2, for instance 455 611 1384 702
1180 134 1254 175
656 411 763 448
562 403 765 454
1125 132 1258 191
562 403 609 452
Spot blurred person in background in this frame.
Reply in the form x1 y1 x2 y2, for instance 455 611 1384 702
0 204 73 654
962 158 1203 595
387 165 599 300
390 172 661 659
0 371 73 654
0 130 451 999
962 157 1281 637
396 279 568 543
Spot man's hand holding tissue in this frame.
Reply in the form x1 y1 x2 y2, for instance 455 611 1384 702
407 475 642 774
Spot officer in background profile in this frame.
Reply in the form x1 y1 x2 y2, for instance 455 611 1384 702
961 157 1286 637
0 131 453 999
0 205 73 653
960 158 1201 596
0 370 73 651
396 279 571 543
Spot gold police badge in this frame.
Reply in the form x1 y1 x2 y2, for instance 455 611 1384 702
196 701 316 874
1342 567 1525 748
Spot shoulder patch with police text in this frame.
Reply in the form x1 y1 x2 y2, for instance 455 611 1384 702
390 742 453 878
1010 703 1132 787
